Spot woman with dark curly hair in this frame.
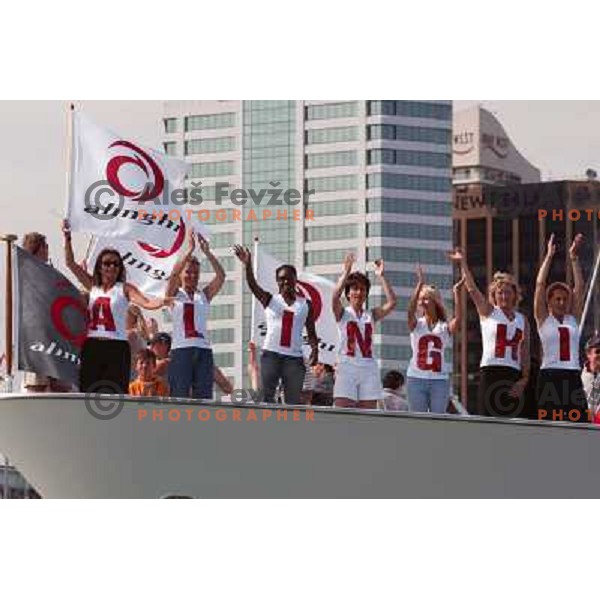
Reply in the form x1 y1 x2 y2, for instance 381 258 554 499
62 220 170 394
332 253 397 409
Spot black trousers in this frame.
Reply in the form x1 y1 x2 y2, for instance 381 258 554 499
536 368 589 423
80 338 131 394
477 366 523 418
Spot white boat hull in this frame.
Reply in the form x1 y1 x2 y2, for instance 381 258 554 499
0 393 599 498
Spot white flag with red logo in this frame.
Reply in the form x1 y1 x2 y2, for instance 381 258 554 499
253 247 339 365
88 235 182 298
67 111 206 248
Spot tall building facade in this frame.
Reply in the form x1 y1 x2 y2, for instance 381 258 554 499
163 101 453 388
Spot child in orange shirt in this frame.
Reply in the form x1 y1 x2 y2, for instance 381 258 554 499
129 349 169 398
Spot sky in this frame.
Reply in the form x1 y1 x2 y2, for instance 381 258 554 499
3 99 600 365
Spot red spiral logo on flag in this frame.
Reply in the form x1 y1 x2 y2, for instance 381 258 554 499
137 218 187 258
50 295 88 349
296 280 323 322
106 140 165 202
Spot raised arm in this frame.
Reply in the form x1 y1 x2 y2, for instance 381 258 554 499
570 233 584 320
247 341 260 392
233 245 272 308
448 276 465 335
305 301 319 366
126 283 170 311
62 219 93 290
332 253 355 322
534 234 555 325
214 366 234 395
197 235 225 302
165 229 195 299
372 259 397 323
407 264 424 332
448 248 493 318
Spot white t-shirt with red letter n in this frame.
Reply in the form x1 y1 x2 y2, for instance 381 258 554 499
337 307 376 366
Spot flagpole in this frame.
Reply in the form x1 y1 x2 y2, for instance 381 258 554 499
579 246 600 336
0 234 17 384
83 235 95 268
251 237 259 342
64 103 75 217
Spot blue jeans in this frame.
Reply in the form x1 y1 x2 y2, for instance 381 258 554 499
407 377 450 414
260 350 306 405
168 347 214 400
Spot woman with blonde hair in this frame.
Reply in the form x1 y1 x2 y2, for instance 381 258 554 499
534 233 587 422
406 264 464 413
449 249 530 418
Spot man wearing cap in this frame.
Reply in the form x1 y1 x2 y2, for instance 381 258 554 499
582 334 600 423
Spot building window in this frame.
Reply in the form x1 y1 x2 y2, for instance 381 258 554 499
213 352 235 368
185 137 235 155
367 124 451 145
163 142 177 156
306 224 359 242
367 197 451 217
308 199 359 217
306 174 358 193
369 270 452 290
367 124 396 140
378 319 410 336
201 256 235 272
190 161 235 178
368 101 452 121
164 118 177 134
367 246 449 265
210 305 235 320
367 172 451 192
367 222 452 241
185 113 236 132
305 248 358 266
386 295 411 312
306 150 358 169
209 231 236 248
200 280 235 296
209 329 235 344
367 101 396 116
368 148 451 169
306 102 358 120
306 126 359 145
377 345 413 361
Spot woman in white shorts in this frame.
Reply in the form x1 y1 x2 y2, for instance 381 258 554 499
332 254 397 409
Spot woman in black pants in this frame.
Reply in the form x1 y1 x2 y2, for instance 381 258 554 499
534 233 587 422
450 248 530 418
63 220 169 394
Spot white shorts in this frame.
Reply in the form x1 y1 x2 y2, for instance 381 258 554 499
334 362 383 401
